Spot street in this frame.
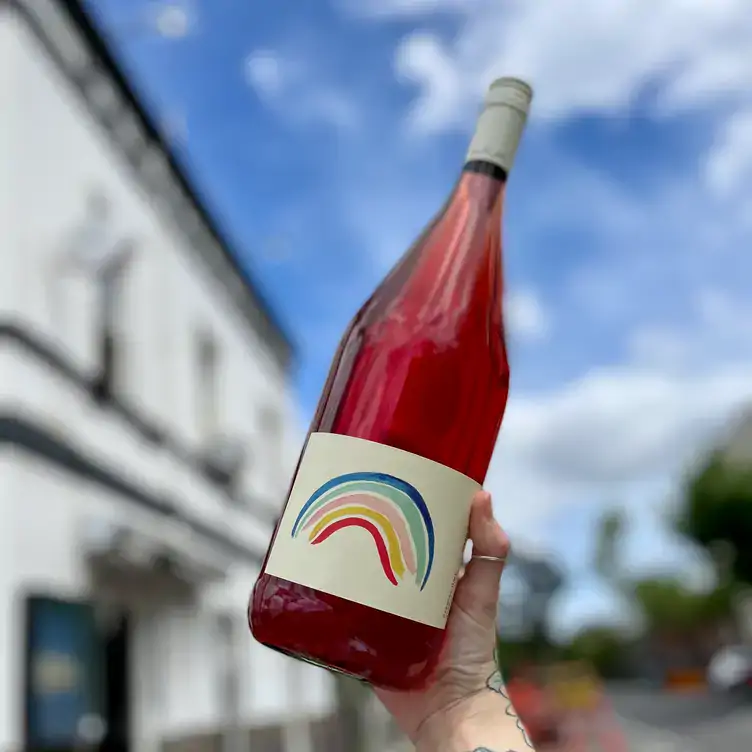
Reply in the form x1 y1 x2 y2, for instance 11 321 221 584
384 685 752 751
610 685 752 752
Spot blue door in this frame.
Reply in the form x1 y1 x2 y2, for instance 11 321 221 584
25 597 104 752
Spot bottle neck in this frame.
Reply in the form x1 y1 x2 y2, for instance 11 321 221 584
454 158 506 215
462 159 508 183
459 159 508 212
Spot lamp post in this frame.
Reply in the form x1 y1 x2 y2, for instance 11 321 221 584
506 551 564 655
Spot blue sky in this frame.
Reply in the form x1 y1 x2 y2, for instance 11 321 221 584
84 0 752 637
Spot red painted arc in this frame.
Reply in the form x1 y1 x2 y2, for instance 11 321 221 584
310 517 399 586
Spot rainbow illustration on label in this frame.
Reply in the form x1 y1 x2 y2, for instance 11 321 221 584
291 471 435 590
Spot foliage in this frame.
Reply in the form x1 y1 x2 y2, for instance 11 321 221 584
496 634 547 672
496 627 636 680
495 632 573 675
677 453 752 584
698 579 737 622
630 576 735 634
631 578 700 631
566 626 634 678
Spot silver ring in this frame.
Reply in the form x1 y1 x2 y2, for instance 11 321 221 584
471 555 507 564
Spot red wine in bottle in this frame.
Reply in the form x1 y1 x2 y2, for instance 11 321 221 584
250 77 533 691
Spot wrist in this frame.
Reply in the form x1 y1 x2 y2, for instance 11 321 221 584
415 691 534 752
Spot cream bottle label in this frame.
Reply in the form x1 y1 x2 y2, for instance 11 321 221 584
264 432 480 629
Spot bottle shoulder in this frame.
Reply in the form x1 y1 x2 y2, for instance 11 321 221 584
346 299 508 377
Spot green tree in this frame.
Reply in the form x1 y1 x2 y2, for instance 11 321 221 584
630 576 734 639
592 507 733 646
676 453 752 584
495 636 540 674
567 626 632 678
632 578 701 632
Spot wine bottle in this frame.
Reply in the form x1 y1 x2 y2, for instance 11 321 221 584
249 77 533 690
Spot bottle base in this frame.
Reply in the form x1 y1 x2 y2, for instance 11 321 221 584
252 637 439 692
249 573 446 692
258 642 374 685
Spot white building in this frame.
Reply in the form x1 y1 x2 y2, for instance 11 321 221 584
0 1 340 750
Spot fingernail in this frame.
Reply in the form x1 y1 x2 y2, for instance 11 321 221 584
481 492 493 519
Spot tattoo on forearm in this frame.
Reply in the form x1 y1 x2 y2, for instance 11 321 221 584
486 670 534 749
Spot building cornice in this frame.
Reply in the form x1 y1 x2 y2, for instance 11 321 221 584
0 412 262 564
0 319 281 528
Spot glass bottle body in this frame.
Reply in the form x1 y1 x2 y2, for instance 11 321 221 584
250 167 511 690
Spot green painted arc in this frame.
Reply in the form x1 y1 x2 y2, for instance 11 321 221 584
299 479 428 580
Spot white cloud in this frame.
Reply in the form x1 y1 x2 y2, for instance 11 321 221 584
394 32 464 133
705 107 752 197
487 361 752 536
505 289 550 342
343 0 486 17
302 89 360 131
244 50 286 99
484 224 752 535
627 327 692 371
137 0 199 39
151 1 195 39
243 48 359 131
627 289 752 373
352 0 752 131
698 288 752 338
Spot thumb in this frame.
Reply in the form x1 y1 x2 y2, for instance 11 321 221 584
452 491 510 630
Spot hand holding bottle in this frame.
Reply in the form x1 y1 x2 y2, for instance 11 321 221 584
376 491 537 751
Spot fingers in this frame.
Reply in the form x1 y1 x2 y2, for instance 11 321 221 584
468 490 510 559
451 491 510 629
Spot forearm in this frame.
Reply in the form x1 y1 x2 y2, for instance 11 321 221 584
415 674 537 752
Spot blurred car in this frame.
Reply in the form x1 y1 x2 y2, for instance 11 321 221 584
505 664 563 748
707 645 752 693
546 660 603 714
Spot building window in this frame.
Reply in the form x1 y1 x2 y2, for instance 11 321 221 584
258 405 284 491
92 246 135 401
61 190 136 403
49 189 136 401
196 328 219 439
215 614 240 722
260 404 281 454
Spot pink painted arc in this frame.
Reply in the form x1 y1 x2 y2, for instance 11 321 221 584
301 492 417 574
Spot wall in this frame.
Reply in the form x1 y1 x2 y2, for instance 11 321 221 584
0 455 18 752
0 4 20 324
